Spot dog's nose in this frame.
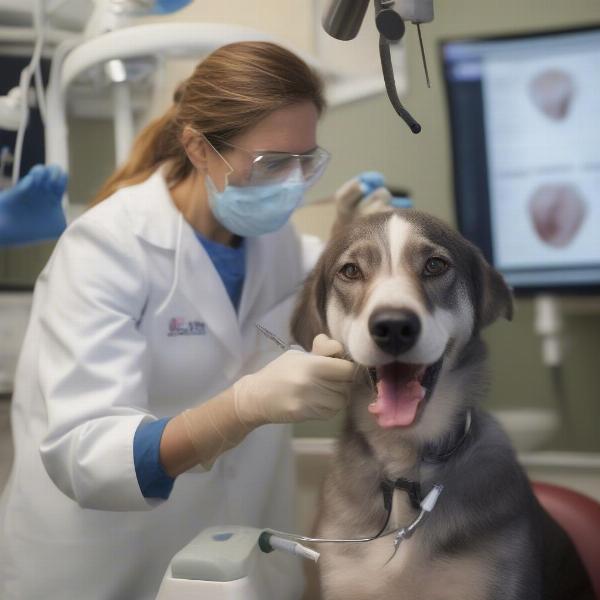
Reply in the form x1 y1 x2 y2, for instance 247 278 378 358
368 309 421 355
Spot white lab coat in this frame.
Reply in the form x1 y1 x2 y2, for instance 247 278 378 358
0 169 323 599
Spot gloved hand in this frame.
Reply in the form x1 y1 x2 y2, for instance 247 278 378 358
357 171 386 197
358 171 413 209
332 171 393 235
233 334 356 427
166 334 356 473
0 164 67 247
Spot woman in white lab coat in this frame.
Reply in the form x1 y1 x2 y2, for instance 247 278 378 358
0 42 357 599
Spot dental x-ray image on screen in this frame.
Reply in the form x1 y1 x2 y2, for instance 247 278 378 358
442 26 600 293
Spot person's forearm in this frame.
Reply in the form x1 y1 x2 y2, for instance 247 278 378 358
159 387 257 477
160 336 354 477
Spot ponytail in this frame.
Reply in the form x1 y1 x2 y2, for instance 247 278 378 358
90 103 191 205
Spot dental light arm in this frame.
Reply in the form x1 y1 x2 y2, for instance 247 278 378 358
322 0 434 133
322 0 371 41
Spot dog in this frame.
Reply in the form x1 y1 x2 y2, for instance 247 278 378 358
291 208 593 600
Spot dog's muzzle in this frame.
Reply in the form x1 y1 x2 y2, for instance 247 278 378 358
368 309 421 355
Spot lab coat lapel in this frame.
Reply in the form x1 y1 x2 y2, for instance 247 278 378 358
237 235 268 326
178 220 243 369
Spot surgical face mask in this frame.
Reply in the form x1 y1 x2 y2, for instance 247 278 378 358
205 170 309 237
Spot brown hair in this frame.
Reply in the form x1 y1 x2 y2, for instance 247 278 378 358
91 41 325 205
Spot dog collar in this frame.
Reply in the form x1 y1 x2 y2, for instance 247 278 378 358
378 410 471 514
380 477 423 512
421 409 472 465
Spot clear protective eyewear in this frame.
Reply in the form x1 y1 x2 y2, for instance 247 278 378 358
205 135 331 188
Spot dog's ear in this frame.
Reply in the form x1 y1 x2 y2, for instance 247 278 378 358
472 249 514 329
290 264 329 351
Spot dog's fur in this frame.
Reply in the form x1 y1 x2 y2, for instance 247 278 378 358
291 209 593 600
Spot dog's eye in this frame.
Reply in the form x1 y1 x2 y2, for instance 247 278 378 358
339 263 363 281
423 257 449 277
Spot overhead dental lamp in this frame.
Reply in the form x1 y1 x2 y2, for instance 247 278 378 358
322 0 434 133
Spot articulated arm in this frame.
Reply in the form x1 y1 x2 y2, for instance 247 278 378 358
322 0 434 133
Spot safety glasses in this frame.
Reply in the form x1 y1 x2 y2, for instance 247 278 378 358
206 136 331 187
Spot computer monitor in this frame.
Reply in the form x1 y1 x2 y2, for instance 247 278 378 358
441 26 600 294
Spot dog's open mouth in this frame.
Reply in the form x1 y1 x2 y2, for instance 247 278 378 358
367 360 443 428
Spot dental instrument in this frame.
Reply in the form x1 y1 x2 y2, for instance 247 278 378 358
255 323 290 351
262 484 444 555
258 532 321 563
255 322 309 354
385 483 443 563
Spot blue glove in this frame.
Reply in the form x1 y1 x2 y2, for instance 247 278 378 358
0 164 68 247
357 171 413 208
151 0 192 14
358 171 386 197
390 196 413 209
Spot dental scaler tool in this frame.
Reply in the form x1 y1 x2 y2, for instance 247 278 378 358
255 323 309 354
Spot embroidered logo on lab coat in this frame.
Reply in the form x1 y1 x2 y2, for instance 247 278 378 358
168 317 206 337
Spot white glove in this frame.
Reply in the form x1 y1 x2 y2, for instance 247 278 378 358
233 334 356 426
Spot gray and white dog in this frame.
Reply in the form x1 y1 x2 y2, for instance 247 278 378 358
291 209 593 600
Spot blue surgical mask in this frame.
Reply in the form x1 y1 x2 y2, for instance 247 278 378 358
205 171 308 237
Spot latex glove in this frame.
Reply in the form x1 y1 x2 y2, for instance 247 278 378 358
233 334 356 427
0 164 67 247
168 335 355 472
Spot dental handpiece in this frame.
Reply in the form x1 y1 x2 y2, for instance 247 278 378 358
259 532 320 562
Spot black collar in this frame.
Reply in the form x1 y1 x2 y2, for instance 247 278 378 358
380 477 422 511
422 409 473 465
379 410 473 512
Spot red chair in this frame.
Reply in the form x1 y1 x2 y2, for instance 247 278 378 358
533 481 600 599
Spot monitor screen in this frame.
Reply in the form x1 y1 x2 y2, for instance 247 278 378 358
441 26 600 293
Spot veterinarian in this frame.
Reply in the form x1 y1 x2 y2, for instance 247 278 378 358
0 42 387 599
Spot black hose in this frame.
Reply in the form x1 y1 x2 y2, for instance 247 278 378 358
379 35 422 134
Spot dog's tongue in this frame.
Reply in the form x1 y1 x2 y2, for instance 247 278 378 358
368 363 425 428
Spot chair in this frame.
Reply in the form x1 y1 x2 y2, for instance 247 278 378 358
533 481 600 599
